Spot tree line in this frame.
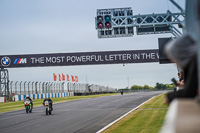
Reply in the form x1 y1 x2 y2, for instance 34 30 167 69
130 82 174 90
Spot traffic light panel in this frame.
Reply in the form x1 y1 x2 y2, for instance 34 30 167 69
96 15 112 30
96 7 134 38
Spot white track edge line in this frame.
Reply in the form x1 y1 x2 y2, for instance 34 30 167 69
96 96 156 133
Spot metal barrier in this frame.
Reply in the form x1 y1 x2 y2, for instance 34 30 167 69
6 81 116 97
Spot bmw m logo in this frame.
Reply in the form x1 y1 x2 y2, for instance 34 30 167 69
1 57 11 67
14 58 27 64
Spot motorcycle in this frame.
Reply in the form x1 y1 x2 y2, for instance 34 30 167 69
24 99 32 113
44 101 52 115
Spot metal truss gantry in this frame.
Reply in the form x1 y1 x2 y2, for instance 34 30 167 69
95 0 185 38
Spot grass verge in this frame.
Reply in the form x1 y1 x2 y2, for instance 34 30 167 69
103 93 168 133
0 93 119 113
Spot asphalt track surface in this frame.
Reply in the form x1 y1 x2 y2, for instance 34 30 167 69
0 91 165 133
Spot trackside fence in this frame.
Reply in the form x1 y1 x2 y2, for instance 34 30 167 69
0 81 117 102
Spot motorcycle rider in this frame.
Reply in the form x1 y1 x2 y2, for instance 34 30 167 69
120 90 123 95
43 96 53 110
24 95 33 109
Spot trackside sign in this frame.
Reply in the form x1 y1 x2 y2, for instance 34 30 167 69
0 49 159 68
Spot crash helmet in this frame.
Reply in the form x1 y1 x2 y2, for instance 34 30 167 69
26 95 29 98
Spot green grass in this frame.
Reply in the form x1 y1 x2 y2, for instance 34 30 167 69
103 94 168 133
0 93 119 113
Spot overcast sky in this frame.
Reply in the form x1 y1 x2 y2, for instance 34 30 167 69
0 0 185 89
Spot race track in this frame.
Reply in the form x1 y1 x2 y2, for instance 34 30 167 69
0 91 166 133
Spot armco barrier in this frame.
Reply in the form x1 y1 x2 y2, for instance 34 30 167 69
14 92 74 101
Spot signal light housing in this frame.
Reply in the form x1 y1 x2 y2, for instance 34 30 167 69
96 15 112 30
97 22 104 29
104 15 111 22
104 15 111 28
97 16 103 22
105 22 111 28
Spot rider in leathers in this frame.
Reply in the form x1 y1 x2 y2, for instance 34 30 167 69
43 97 53 110
24 95 33 109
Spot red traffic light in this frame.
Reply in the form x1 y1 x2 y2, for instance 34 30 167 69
105 22 111 28
97 22 104 29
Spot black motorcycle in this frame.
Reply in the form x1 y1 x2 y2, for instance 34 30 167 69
120 90 123 95
44 101 52 115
